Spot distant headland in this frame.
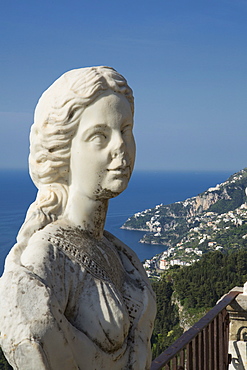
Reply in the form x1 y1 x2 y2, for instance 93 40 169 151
122 168 247 275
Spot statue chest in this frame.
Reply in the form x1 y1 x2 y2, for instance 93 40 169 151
48 227 151 354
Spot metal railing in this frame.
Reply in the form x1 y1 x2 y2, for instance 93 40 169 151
151 290 241 370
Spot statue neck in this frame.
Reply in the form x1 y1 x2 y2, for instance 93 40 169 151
63 193 108 240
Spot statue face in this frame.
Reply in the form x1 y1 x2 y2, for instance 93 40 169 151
69 89 135 200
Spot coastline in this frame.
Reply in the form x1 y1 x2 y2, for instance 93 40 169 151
0 169 233 275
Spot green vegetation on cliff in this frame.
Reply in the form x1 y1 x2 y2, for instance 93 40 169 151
151 248 247 358
151 272 183 359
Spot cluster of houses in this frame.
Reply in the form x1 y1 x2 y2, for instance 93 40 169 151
183 204 247 248
143 247 200 278
143 203 247 278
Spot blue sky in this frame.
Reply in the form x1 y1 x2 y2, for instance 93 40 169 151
1 0 247 172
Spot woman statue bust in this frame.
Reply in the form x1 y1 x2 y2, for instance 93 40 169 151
0 67 156 369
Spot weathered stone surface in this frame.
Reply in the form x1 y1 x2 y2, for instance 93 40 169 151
228 290 247 369
0 67 156 369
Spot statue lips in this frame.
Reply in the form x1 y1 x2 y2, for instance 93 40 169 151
107 158 131 178
107 166 130 178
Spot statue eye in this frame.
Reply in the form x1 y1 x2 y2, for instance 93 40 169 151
121 125 132 136
89 132 107 144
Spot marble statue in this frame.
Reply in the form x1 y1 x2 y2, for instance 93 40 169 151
0 67 156 369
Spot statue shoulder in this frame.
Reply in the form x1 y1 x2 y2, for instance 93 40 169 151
103 230 137 258
103 230 151 285
4 223 70 277
21 228 57 268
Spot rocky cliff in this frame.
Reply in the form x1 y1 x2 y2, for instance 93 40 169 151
122 168 247 250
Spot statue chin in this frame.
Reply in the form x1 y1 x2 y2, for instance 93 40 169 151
0 66 156 370
95 179 130 200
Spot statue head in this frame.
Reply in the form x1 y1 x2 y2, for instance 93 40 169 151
18 66 134 243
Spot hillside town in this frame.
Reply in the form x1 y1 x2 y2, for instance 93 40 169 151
143 202 247 278
123 169 247 279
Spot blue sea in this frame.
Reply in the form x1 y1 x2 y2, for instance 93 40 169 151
0 169 233 275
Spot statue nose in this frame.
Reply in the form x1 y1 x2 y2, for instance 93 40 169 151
112 147 124 159
111 135 125 159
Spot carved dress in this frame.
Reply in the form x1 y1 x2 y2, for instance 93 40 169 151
0 223 156 370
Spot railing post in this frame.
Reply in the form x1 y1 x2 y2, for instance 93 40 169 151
151 290 240 370
227 287 247 370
